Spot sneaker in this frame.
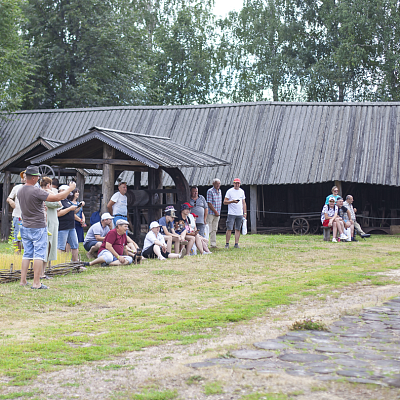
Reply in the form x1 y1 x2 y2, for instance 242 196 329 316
204 251 212 254
361 233 371 238
234 243 240 248
179 247 186 259
225 243 229 249
83 262 90 267
332 238 337 243
351 237 358 242
340 233 348 241
345 236 352 242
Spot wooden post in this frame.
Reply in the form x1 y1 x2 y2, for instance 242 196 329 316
155 168 163 220
148 168 156 223
134 171 141 190
76 171 85 200
101 144 115 214
133 171 141 239
1 171 11 241
250 185 257 234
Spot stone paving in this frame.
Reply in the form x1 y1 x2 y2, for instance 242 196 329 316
187 297 400 388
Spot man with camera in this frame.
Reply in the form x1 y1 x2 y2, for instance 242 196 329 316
224 178 247 249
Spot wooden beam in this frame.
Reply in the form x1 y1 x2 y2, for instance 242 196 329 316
76 172 85 200
52 158 146 166
101 145 115 214
334 180 342 197
250 185 257 234
1 171 11 241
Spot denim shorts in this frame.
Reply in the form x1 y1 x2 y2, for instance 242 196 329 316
226 214 243 231
13 217 22 242
20 225 48 261
58 229 79 250
98 249 132 265
83 240 99 251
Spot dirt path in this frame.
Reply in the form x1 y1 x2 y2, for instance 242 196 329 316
3 282 400 400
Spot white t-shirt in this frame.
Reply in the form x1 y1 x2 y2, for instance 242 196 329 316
8 184 23 218
225 187 245 215
143 230 166 251
110 192 128 216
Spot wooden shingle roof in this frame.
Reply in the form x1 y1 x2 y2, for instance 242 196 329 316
1 101 400 186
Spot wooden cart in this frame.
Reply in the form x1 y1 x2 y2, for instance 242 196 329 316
290 212 321 235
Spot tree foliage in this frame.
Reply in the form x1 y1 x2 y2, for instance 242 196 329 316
0 0 31 114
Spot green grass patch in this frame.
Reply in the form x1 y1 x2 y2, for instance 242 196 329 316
240 393 288 400
204 381 223 395
0 235 399 388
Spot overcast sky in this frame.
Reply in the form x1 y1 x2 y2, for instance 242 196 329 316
213 0 243 18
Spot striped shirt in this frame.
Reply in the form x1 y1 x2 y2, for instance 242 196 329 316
206 187 222 215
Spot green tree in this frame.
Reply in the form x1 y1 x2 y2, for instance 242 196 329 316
0 0 31 114
21 0 151 109
149 2 219 105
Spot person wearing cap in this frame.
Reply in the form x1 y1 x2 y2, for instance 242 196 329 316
143 221 186 260
206 178 222 248
7 170 26 253
107 181 132 230
18 166 76 289
84 219 133 266
189 186 208 237
57 185 84 262
223 178 247 249
158 206 182 254
321 197 347 242
174 203 198 254
83 213 113 258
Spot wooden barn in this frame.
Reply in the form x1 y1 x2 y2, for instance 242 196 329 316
1 101 400 239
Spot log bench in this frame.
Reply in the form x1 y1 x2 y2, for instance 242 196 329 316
322 226 331 241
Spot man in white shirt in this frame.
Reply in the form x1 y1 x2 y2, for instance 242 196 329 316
344 195 371 239
7 170 26 253
223 178 247 249
142 221 186 260
107 182 132 230
83 212 113 258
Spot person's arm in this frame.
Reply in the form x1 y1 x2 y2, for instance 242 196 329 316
346 209 352 221
243 199 247 219
57 204 77 217
105 241 124 260
74 201 85 214
6 198 16 209
47 182 76 202
94 234 106 241
223 196 237 205
107 200 115 215
204 200 208 222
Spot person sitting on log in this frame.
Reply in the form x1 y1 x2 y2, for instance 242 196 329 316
83 212 113 258
321 197 348 243
158 206 186 254
83 219 133 267
142 221 186 261
336 197 354 241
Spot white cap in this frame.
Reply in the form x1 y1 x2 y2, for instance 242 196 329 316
101 212 113 220
149 221 160 229
59 185 69 192
115 219 129 226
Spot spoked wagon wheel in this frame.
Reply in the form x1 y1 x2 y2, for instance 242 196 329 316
292 218 310 235
38 164 55 179
309 222 320 235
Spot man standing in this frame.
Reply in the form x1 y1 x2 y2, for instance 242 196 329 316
344 195 371 238
18 166 76 289
189 186 208 237
84 219 133 266
206 178 222 248
223 178 247 249
107 181 132 229
83 212 113 258
7 170 26 253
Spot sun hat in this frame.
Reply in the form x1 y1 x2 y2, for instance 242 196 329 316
101 212 113 220
164 206 176 213
25 166 40 176
59 185 70 192
115 219 129 226
149 221 160 229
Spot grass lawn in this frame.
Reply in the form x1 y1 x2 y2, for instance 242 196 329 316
0 234 400 386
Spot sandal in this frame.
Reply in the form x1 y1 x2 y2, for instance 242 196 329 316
31 284 48 289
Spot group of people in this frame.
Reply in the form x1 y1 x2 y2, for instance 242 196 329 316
321 186 371 242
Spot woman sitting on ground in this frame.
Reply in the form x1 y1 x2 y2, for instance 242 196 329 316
321 197 348 242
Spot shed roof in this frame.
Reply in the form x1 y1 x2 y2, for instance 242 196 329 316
27 126 229 169
1 101 400 186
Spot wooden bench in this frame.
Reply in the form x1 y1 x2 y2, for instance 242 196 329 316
322 226 331 241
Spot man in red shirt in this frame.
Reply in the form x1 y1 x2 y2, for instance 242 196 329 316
84 219 133 266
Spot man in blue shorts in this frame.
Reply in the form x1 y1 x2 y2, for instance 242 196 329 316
83 212 113 258
18 166 76 289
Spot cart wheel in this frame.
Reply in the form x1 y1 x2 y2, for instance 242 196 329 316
38 164 55 179
292 218 309 235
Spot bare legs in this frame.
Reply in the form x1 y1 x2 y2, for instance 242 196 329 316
226 229 241 245
20 259 44 288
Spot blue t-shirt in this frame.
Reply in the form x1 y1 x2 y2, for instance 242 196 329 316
158 216 173 235
325 194 340 205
